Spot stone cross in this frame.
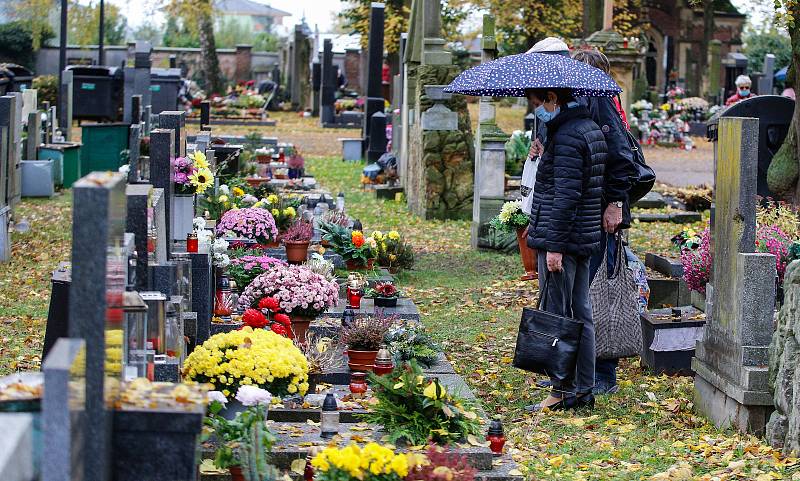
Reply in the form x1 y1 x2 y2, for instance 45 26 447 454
693 117 776 434
68 171 127 480
603 0 614 31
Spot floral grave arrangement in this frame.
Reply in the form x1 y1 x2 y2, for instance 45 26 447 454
366 282 400 299
340 316 395 352
362 361 482 445
204 386 279 478
311 443 425 481
216 207 279 246
237 264 339 319
384 322 441 368
264 193 300 232
371 230 415 272
174 151 214 195
183 327 309 399
490 200 529 234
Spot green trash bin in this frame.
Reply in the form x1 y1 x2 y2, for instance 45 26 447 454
79 123 129 176
39 142 82 188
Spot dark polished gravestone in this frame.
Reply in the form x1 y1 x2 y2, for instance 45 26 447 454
125 183 153 291
68 171 128 480
693 117 777 435
158 111 187 159
362 2 386 155
149 129 175 254
42 338 86 481
319 39 336 126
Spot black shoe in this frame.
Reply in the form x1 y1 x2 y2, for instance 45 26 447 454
535 379 553 389
573 392 595 410
525 396 576 412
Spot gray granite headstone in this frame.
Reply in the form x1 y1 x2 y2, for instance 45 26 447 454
158 111 186 159
0 94 22 207
0 413 35 481
42 338 86 481
151 188 168 263
149 129 175 253
693 117 776 434
127 123 142 183
26 111 40 160
59 70 74 142
69 171 127 480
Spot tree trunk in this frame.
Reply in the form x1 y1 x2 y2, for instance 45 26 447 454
698 0 714 97
198 0 224 95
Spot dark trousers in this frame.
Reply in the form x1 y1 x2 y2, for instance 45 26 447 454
537 251 594 395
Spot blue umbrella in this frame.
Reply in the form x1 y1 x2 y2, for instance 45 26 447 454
775 66 787 82
444 52 622 97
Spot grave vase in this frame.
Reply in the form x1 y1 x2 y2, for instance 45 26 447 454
171 194 195 241
290 315 313 344
229 466 245 481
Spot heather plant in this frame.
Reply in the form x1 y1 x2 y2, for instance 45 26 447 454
756 225 792 282
216 208 279 245
680 227 711 294
757 199 800 240
280 220 313 243
339 316 395 351
237 264 338 318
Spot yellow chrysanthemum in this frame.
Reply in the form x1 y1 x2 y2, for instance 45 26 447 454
271 208 279 216
192 151 209 169
189 168 214 194
219 195 229 203
283 206 296 217
387 231 400 240
232 186 245 197
267 194 279 205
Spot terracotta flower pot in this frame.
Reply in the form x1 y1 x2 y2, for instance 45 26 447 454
516 228 538 281
229 466 245 481
284 240 310 264
347 349 378 372
346 258 375 271
291 316 313 344
264 240 280 249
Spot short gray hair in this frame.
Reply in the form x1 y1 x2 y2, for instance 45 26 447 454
571 49 611 74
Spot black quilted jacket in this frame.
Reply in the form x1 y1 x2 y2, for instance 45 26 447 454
527 105 607 257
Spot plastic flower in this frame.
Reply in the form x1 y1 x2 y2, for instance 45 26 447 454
189 168 214 194
192 151 209 169
259 297 281 312
387 231 400 241
352 231 365 248
423 380 447 400
235 385 272 406
242 308 268 328
207 390 228 406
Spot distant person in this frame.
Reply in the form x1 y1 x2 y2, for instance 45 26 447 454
782 87 796 100
336 66 347 90
725 75 755 106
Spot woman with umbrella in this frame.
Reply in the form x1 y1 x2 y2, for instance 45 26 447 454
446 52 620 410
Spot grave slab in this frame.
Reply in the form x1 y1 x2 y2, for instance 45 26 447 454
322 297 420 321
0 413 34 481
645 253 683 278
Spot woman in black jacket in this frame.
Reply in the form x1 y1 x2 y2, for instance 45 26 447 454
526 87 608 411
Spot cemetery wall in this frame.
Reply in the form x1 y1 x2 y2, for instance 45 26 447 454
36 46 280 84
406 64 474 220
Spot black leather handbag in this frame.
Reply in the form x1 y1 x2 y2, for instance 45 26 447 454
512 274 584 382
625 129 656 204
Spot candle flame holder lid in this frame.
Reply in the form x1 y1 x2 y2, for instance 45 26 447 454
375 345 392 364
322 392 338 411
488 418 504 436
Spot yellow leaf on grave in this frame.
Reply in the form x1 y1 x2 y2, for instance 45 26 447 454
507 469 524 476
306 419 320 427
463 410 478 420
199 459 227 474
548 455 565 468
291 459 307 475
467 434 490 447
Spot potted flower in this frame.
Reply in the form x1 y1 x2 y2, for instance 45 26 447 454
237 264 339 342
366 282 400 308
312 442 425 481
216 207 279 247
339 316 394 371
341 230 376 270
294 333 342 395
280 220 313 264
183 327 309 400
172 151 214 240
372 231 414 274
384 322 441 367
490 200 536 281
204 386 279 481
227 255 285 291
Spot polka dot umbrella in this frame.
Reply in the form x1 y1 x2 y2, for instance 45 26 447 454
444 52 622 97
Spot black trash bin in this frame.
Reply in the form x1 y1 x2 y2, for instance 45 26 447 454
3 64 34 91
706 95 795 200
150 68 182 115
67 65 124 121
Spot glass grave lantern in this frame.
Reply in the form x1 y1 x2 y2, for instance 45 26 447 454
141 291 167 361
123 291 149 380
172 252 193 313
167 296 186 365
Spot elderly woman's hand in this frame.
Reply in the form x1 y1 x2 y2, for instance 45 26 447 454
546 252 563 272
528 138 543 158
